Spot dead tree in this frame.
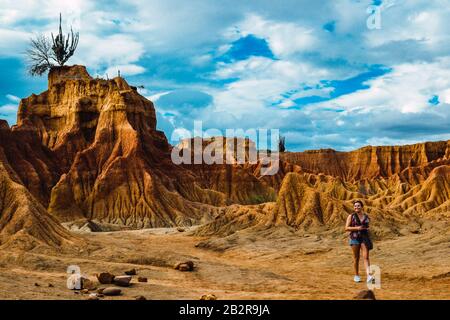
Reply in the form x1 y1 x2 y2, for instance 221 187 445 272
26 35 53 76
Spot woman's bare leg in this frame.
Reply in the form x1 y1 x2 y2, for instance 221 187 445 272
361 243 370 277
351 244 361 275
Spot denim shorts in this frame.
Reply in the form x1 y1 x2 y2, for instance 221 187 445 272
349 238 363 246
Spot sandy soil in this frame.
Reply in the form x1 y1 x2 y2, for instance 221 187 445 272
0 225 449 300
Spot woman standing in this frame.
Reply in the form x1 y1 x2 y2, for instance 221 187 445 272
345 200 374 283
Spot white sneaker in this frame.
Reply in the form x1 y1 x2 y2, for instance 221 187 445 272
367 275 374 283
354 275 361 282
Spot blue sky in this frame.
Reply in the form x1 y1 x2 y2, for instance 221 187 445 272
1 0 450 151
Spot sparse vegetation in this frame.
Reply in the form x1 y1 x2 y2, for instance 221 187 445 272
248 190 277 204
26 13 79 76
278 135 286 152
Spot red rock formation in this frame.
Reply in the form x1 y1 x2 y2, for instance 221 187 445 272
175 136 297 205
269 172 349 228
0 127 77 249
281 141 449 181
9 66 224 227
0 64 449 239
390 165 450 217
0 120 61 207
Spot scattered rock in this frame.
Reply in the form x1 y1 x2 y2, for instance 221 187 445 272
138 277 148 283
87 296 99 301
135 295 147 300
200 294 217 300
81 289 89 294
102 287 122 296
81 278 97 290
34 283 40 287
113 275 132 287
48 283 54 288
87 293 99 300
354 290 376 300
174 261 195 271
124 268 137 276
97 288 105 294
96 272 115 284
179 264 191 271
177 227 185 232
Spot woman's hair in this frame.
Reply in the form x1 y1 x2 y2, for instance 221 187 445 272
353 200 364 207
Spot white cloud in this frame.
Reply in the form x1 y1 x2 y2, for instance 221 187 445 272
0 1 141 71
72 33 144 72
105 64 146 77
278 100 296 108
0 28 31 57
0 0 92 52
190 54 213 67
290 87 333 100
147 91 172 103
0 0 90 24
201 50 339 128
210 55 330 116
6 94 20 103
366 136 428 147
0 104 18 115
237 14 317 58
364 3 450 49
441 89 450 104
311 57 450 114
336 119 345 126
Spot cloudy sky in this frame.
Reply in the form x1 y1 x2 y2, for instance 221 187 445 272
1 0 450 151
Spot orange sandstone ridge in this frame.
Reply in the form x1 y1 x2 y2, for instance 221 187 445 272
0 65 449 248
281 142 450 181
0 122 78 249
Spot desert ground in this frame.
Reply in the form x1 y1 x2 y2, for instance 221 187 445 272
0 222 448 300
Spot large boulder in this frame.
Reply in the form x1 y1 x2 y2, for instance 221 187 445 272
113 275 132 287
